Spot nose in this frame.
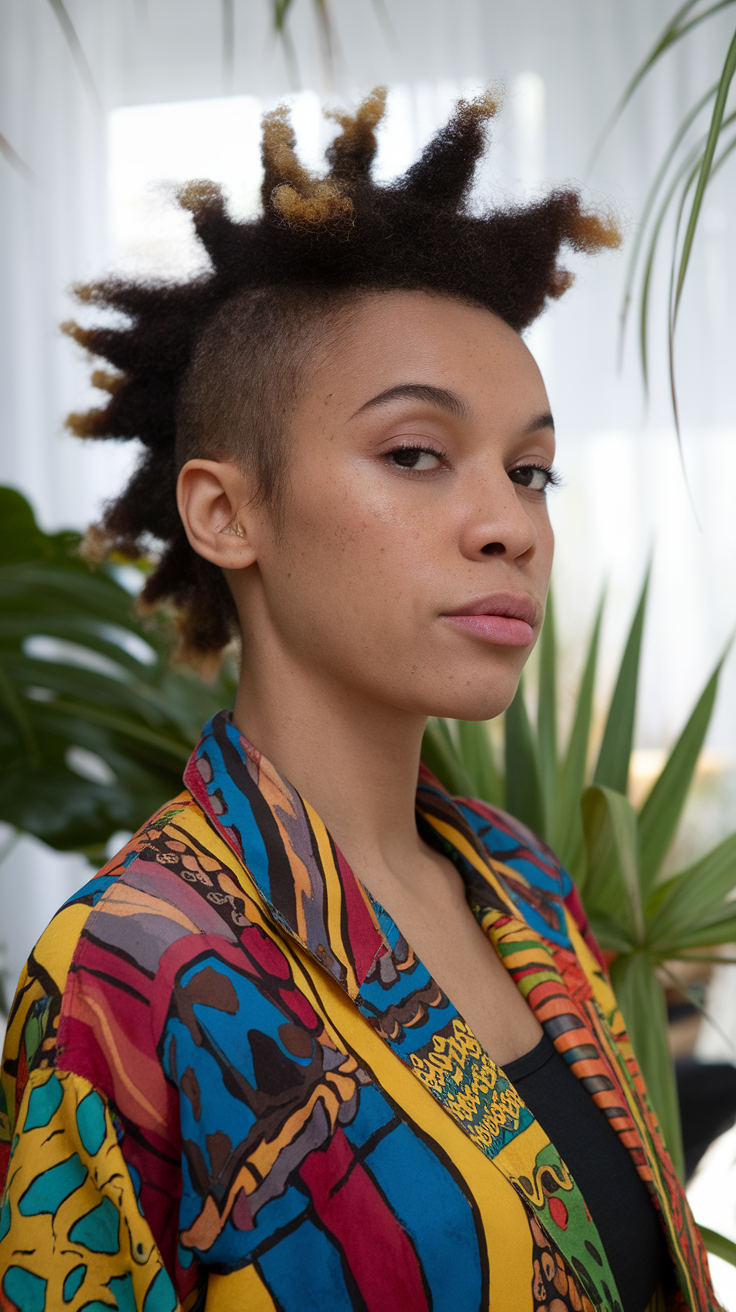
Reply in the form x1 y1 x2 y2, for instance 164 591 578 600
457 465 541 563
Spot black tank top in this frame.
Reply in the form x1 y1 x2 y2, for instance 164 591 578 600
502 1033 667 1312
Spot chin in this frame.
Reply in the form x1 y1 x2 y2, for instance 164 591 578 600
418 674 524 724
412 649 527 722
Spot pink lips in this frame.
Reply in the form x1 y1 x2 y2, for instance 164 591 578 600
442 592 537 648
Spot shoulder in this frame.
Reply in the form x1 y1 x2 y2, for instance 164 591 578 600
1 790 243 1133
25 789 227 1004
452 795 571 897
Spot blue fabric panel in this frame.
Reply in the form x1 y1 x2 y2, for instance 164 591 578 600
343 1085 397 1150
364 1121 482 1312
257 1216 355 1311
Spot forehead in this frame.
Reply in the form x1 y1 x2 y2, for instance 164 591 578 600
309 290 548 418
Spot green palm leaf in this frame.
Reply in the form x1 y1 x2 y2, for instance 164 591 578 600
581 785 643 939
421 719 476 798
638 649 728 898
637 127 725 392
537 590 557 835
0 488 235 854
588 0 736 170
593 569 649 795
456 719 503 806
646 830 736 951
699 1225 736 1266
609 951 685 1179
673 24 736 324
597 0 736 414
552 593 604 876
618 83 718 368
504 675 545 837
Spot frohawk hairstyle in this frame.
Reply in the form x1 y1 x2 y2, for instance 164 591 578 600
64 88 619 665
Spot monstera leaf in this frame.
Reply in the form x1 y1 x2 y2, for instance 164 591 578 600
0 487 235 861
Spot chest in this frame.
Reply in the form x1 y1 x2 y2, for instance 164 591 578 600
361 856 544 1065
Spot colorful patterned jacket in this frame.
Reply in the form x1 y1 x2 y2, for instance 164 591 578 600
0 711 718 1311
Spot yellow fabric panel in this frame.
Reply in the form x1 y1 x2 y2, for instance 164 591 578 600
1 966 38 1144
0 1067 178 1311
303 797 365 997
425 816 518 915
206 1264 279 1311
283 932 535 1312
1 901 93 1142
562 907 622 1023
31 900 91 995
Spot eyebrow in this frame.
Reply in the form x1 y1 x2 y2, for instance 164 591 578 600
522 411 555 435
351 385 555 436
351 383 469 420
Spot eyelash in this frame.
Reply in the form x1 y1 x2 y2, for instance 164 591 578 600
508 462 561 493
385 446 561 492
385 444 446 471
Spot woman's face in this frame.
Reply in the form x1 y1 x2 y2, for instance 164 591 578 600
233 290 556 722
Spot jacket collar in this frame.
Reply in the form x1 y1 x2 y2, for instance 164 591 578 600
183 710 522 998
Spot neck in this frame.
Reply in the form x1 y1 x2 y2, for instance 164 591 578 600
233 653 428 882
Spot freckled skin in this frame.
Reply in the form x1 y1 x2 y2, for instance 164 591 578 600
177 290 556 1064
228 292 553 725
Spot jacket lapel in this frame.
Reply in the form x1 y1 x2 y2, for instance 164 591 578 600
186 714 626 1311
415 782 712 1312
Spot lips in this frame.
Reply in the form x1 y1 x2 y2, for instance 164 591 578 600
442 591 538 648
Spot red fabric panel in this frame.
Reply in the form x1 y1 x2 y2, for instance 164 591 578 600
334 847 386 985
299 1128 429 1312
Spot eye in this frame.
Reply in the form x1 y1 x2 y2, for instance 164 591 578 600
387 446 443 471
508 464 559 493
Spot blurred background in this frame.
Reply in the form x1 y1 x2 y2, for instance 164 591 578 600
2 0 736 1299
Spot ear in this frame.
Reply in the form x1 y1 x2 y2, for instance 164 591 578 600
177 459 259 569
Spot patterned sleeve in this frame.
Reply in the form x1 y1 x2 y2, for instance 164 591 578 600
0 1066 179 1312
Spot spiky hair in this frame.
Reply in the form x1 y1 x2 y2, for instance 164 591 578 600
64 88 619 665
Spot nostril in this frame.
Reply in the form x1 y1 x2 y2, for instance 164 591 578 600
481 542 504 556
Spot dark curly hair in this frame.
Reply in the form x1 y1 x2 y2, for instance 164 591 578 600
63 88 619 666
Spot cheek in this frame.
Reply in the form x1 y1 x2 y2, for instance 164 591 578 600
539 516 555 577
270 477 430 642
291 474 424 587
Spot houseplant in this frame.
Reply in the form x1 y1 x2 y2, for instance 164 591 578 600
422 577 736 1262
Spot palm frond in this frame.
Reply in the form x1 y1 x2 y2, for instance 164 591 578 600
593 567 649 795
699 1225 736 1266
601 1 736 421
587 0 735 171
667 122 736 439
618 84 717 371
672 25 736 324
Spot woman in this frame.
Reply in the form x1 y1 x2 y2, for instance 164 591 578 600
0 90 717 1311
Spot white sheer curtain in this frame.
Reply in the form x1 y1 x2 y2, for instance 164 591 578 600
3 0 736 928
2 0 736 930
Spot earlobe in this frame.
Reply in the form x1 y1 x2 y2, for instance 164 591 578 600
176 458 259 569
